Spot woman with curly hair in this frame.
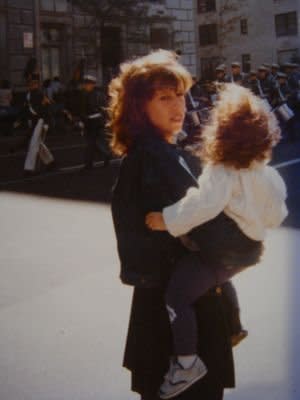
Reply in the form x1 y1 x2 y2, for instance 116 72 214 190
109 50 240 400
146 83 288 398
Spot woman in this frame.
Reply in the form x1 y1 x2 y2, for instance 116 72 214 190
108 50 235 400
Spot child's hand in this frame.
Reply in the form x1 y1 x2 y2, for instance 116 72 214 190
145 212 167 231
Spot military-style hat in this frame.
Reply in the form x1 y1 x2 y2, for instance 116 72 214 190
258 65 268 71
282 62 294 69
250 70 257 75
231 61 241 67
276 72 288 79
271 63 279 69
83 74 97 83
262 63 271 69
216 64 226 72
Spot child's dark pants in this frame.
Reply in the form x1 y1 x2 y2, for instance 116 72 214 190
166 253 245 355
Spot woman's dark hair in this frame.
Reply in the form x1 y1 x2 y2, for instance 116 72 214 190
107 49 192 156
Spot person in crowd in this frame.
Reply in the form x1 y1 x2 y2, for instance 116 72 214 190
190 77 202 101
80 74 110 169
264 63 277 87
227 62 246 85
0 80 19 118
282 63 299 93
64 78 83 119
23 56 40 83
43 79 54 102
289 64 300 132
0 80 19 135
273 72 298 142
257 65 274 104
292 63 300 83
46 77 66 132
273 72 293 105
146 83 287 399
22 74 55 175
244 70 261 96
51 76 64 101
215 65 227 84
109 49 238 400
271 63 280 80
0 80 13 108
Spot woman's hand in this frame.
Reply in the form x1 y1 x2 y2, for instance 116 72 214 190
145 212 167 231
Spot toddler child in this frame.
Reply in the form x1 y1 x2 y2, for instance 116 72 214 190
146 83 288 399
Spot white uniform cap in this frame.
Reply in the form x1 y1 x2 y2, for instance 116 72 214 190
83 74 97 83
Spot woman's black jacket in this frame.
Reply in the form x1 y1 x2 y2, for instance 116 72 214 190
111 133 199 288
111 133 263 288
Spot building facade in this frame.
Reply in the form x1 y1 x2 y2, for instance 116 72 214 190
196 0 300 79
0 0 198 89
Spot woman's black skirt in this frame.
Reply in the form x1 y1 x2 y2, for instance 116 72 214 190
123 286 235 399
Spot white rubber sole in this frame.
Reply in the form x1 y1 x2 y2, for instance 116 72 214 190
159 366 208 399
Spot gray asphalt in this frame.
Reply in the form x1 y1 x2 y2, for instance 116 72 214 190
0 139 299 400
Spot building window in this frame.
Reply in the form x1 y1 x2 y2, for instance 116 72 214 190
41 27 61 43
242 54 251 73
42 47 60 79
199 24 218 46
198 0 216 13
240 19 248 35
275 12 298 37
201 57 221 80
41 27 62 79
150 28 170 49
101 26 122 83
277 49 299 64
40 0 68 12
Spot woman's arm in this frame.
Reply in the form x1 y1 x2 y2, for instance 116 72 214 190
147 164 234 237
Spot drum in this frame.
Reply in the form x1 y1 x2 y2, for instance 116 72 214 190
274 103 295 122
261 98 272 112
39 142 54 165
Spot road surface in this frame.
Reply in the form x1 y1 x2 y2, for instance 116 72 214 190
0 140 299 400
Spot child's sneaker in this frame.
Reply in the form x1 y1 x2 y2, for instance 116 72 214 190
231 329 248 347
159 356 207 399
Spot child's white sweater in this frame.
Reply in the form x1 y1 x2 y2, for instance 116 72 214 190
163 162 288 241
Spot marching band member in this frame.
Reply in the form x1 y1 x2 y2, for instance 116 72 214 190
80 75 110 170
23 74 55 176
228 62 246 85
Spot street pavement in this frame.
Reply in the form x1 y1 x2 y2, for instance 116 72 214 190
0 132 89 182
0 136 300 400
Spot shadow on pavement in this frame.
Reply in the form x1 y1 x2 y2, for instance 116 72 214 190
1 141 299 225
0 163 120 204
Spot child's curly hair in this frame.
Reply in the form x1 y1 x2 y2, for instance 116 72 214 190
201 84 281 169
107 49 192 156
